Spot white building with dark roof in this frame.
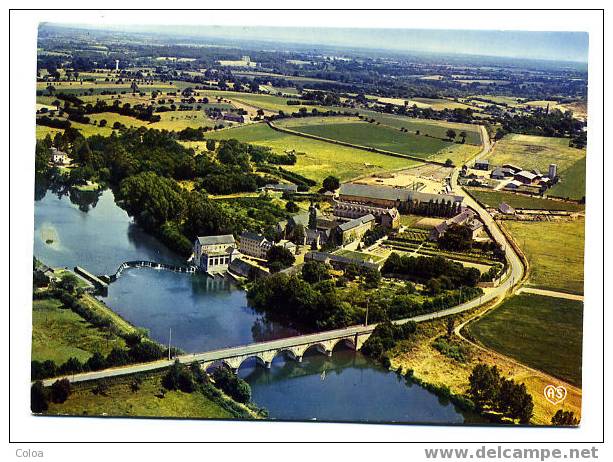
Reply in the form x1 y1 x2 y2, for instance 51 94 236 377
336 214 375 245
193 234 238 272
239 231 272 259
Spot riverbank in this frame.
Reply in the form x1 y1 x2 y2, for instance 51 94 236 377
386 297 582 425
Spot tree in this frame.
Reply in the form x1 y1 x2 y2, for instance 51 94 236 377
291 224 305 245
459 131 467 144
446 316 455 338
58 273 80 293
308 203 317 229
266 245 295 270
446 129 457 141
322 175 340 192
302 261 331 284
285 201 299 213
31 381 49 413
162 360 195 393
50 378 71 403
439 223 473 252
205 139 216 151
444 158 454 167
98 119 107 127
551 410 579 426
468 364 501 409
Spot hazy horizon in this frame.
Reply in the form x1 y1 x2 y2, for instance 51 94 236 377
45 23 589 64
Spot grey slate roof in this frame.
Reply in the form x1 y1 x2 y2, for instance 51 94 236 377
197 234 235 245
337 214 375 232
240 231 267 243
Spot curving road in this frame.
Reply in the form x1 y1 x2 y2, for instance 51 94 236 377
39 125 526 387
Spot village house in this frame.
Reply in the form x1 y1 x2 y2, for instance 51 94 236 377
193 235 239 273
429 208 484 241
502 163 522 174
51 147 69 165
474 159 490 170
505 180 523 190
239 231 272 259
304 251 383 272
261 183 299 193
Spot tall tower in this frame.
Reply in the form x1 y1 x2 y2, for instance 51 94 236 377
115 60 119 72
548 164 558 179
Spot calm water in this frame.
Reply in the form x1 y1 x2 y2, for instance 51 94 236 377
34 186 477 423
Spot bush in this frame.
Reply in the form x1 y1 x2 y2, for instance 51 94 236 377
50 378 71 403
211 367 252 403
31 381 49 413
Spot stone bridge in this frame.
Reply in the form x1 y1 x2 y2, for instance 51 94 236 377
183 324 376 372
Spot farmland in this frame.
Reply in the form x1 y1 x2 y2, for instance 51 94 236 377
205 123 419 183
467 188 585 212
467 294 583 386
483 134 586 200
276 117 450 159
503 217 585 295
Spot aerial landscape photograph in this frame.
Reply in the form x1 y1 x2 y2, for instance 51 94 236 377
28 19 589 429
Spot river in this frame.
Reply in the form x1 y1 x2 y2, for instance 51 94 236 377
34 186 479 423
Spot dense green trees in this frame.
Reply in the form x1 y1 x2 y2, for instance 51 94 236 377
266 245 296 272
438 224 474 252
118 172 186 231
551 410 579 426
322 175 340 192
211 367 251 403
301 261 331 284
468 364 534 424
361 321 417 366
382 252 481 288
31 381 49 413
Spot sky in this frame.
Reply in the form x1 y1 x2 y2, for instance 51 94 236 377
56 24 589 63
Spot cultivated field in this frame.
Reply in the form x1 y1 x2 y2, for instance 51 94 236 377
548 156 586 200
276 117 450 159
468 294 583 386
205 123 419 183
467 188 585 212
503 217 585 295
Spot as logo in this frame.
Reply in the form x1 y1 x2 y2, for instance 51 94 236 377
544 385 567 405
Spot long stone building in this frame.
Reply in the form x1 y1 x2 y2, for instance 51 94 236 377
193 235 239 273
338 183 463 212
333 201 400 229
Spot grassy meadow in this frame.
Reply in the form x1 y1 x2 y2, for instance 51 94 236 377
206 123 419 183
32 297 126 365
468 294 583 386
44 371 237 419
503 217 585 295
467 188 584 212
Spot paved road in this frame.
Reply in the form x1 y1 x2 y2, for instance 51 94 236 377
40 125 526 387
516 287 584 301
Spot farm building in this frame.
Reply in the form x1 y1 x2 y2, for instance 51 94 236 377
514 170 538 184
222 112 245 123
502 163 522 174
490 167 515 180
505 180 523 190
193 235 239 273
474 159 490 170
498 202 516 215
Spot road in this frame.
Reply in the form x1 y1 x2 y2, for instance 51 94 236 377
40 125 526 386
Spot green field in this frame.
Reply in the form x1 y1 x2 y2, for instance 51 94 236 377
353 111 482 145
44 372 237 419
206 123 419 183
32 297 126 365
467 188 584 212
277 117 449 158
503 218 585 294
548 156 586 200
88 112 150 129
484 134 586 200
468 294 583 386
198 89 327 113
